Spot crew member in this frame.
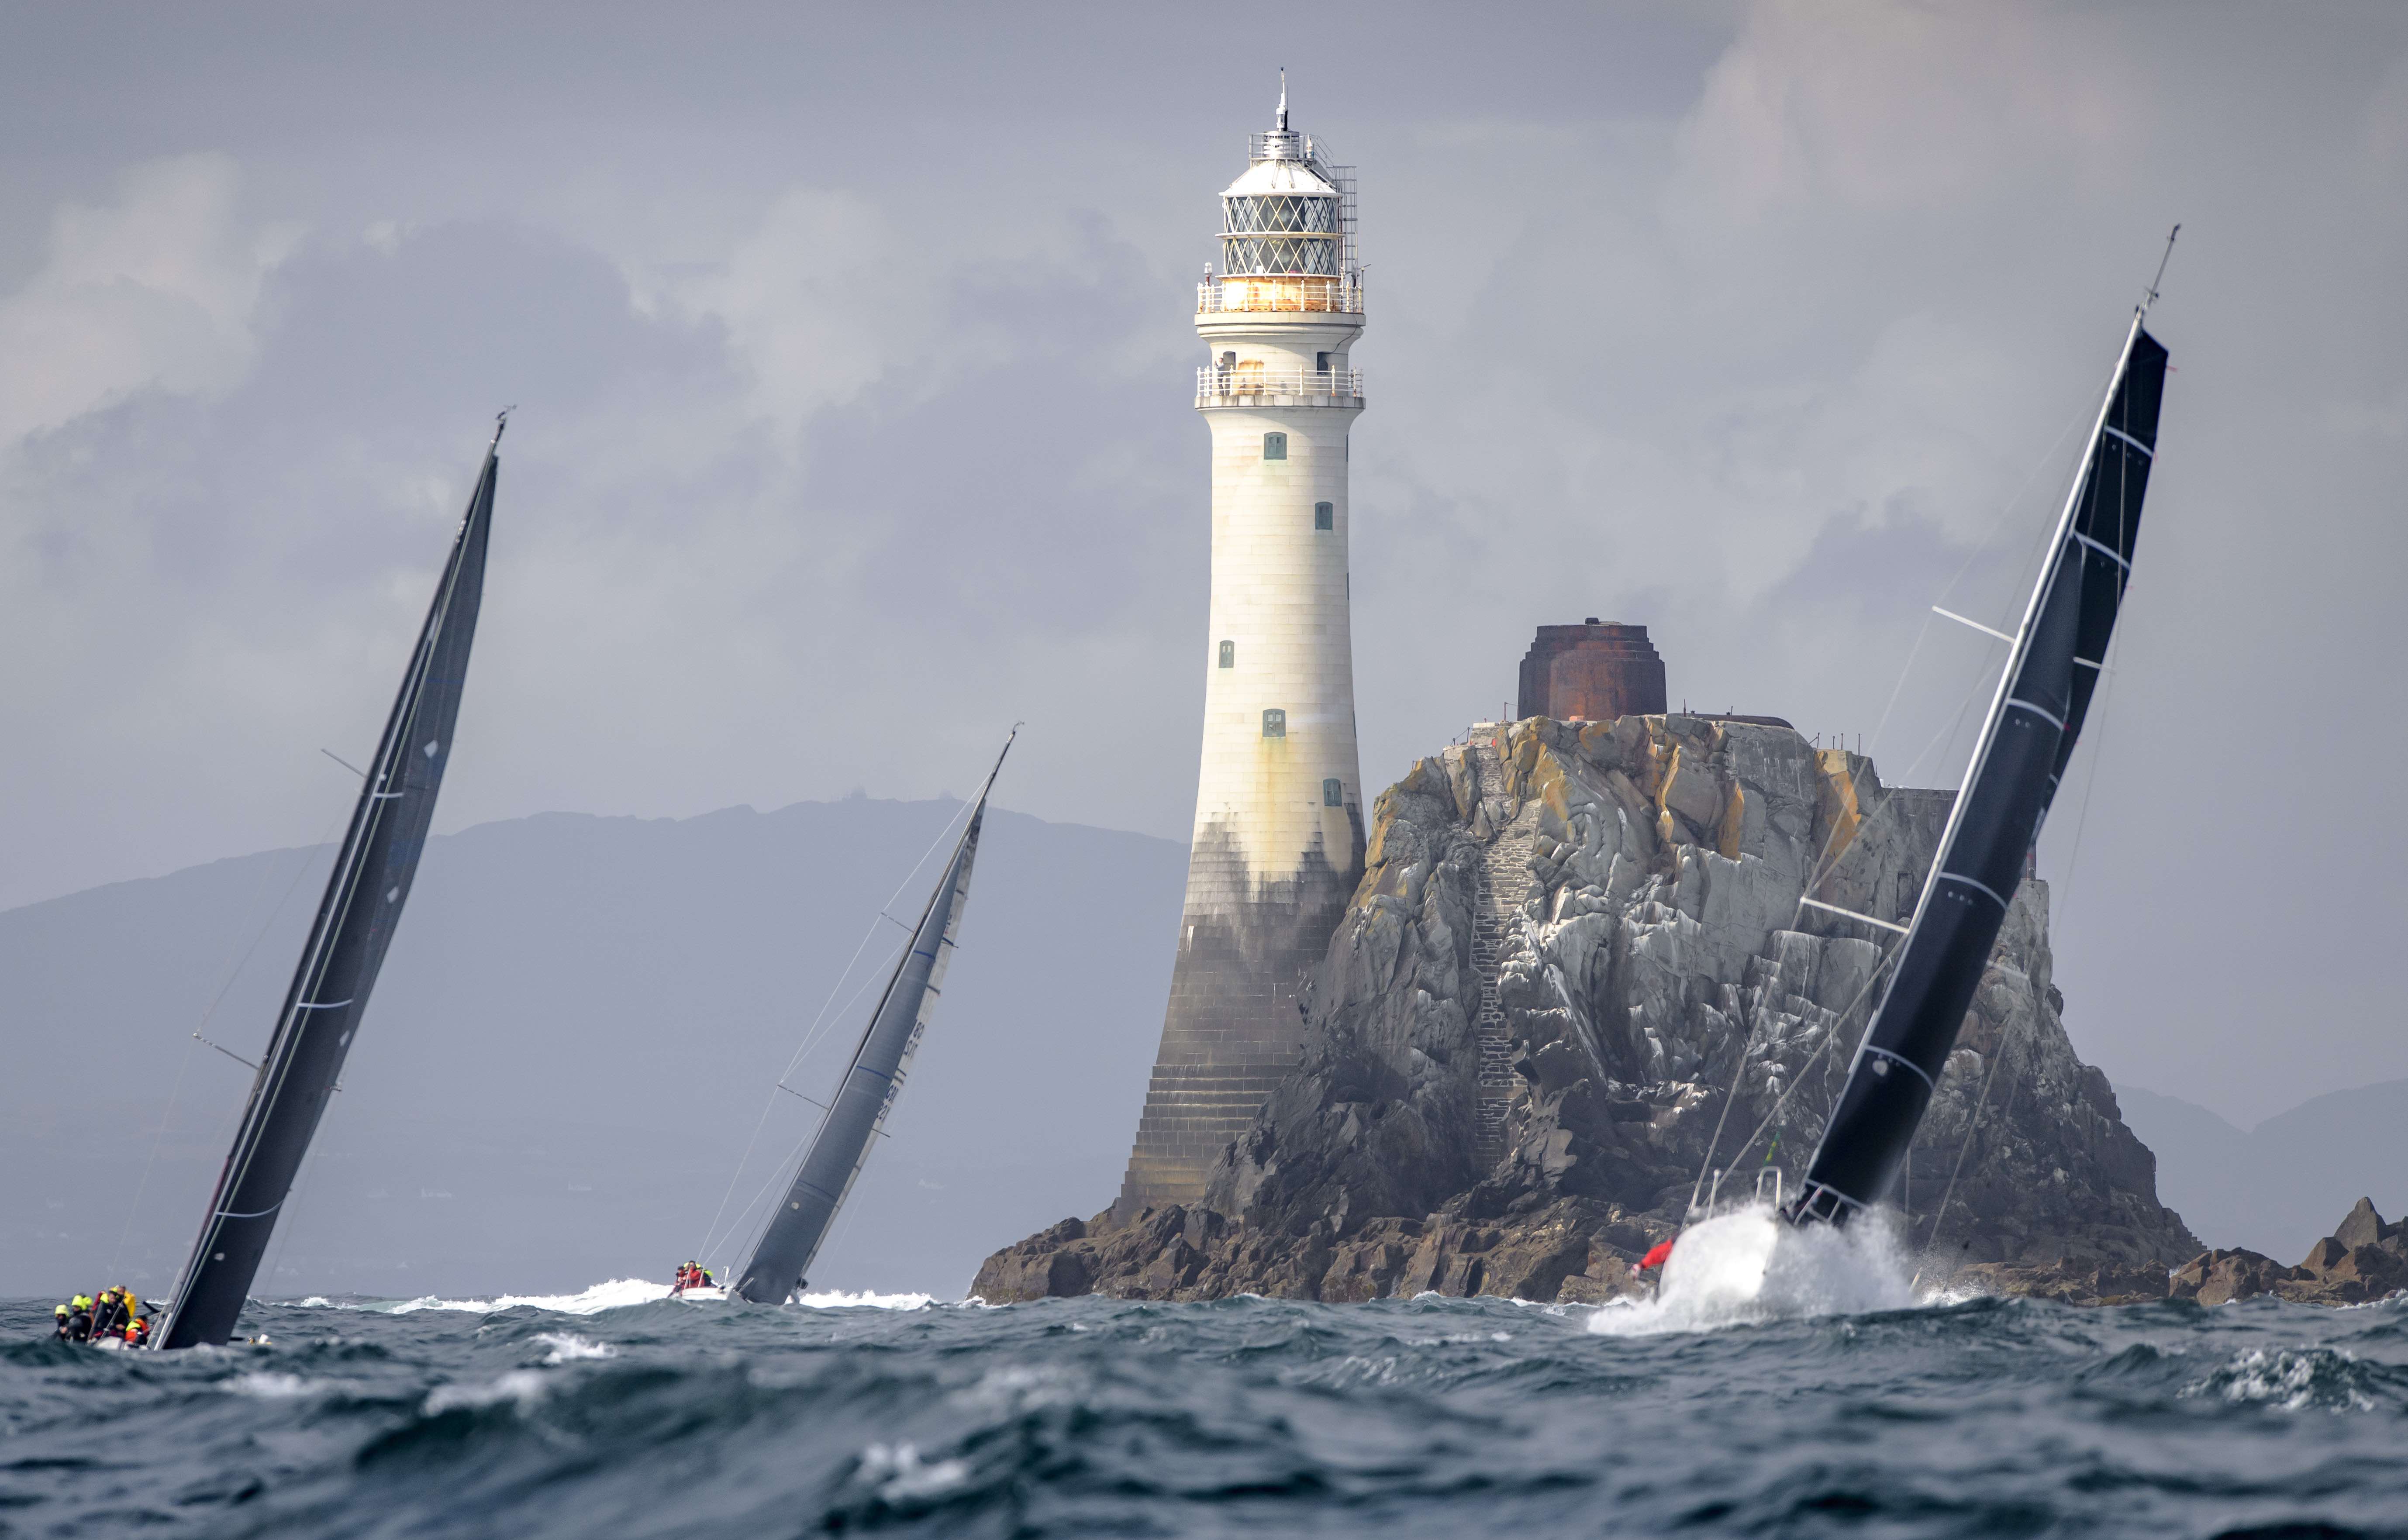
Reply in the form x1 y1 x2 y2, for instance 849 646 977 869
123 1315 150 1348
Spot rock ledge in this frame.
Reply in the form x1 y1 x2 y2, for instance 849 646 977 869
981 717 2204 1305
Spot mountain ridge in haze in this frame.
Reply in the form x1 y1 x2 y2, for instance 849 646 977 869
0 797 1182 1299
7 789 2397 1301
2111 1080 2408 1262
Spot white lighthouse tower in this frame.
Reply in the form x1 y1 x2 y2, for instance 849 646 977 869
1117 82 1368 1216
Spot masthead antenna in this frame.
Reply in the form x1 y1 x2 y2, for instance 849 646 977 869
2139 224 2180 318
1276 69 1287 131
492 404 516 446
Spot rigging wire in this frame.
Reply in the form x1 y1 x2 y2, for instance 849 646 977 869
1910 1017 2020 1289
1900 407 2158 1278
1791 403 2097 913
692 794 979 1265
811 1184 876 1299
1715 941 1907 1183
696 952 911 1269
110 1039 197 1282
256 1094 331 1305
1904 272 2173 1283
1907 582 2135 1280
109 801 350 1281
2049 578 2135 928
1687 936 1907 1213
1861 402 2094 769
1875 400 2155 1282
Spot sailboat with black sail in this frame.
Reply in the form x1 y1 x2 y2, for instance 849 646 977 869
720 731 1014 1305
150 418 506 1350
1778 258 2173 1233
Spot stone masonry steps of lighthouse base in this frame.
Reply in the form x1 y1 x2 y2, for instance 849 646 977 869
1464 733 1537 1171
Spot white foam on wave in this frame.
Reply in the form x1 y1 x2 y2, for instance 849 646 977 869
2184 1347 2380 1413
424 1369 549 1414
1586 1203 1917 1337
349 1279 671 1316
287 1279 938 1315
226 1371 315 1399
532 1331 615 1364
795 1289 935 1311
858 1441 971 1501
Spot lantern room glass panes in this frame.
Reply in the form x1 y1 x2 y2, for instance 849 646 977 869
1225 194 1339 234
1323 778 1344 807
1263 432 1287 460
1314 501 1333 530
1222 194 1340 276
1262 708 1286 738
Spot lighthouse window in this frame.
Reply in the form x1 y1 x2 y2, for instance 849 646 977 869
1313 501 1333 530
1315 351 1331 372
1263 432 1287 461
1323 778 1344 807
1262 708 1286 738
1218 640 1235 668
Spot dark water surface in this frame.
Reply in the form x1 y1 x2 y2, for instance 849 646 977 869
5 1287 2407 1538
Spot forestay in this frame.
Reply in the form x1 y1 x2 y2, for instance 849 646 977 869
155 421 504 1348
1787 314 2170 1226
731 733 1014 1303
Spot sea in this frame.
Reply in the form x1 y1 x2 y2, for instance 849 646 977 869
7 1222 2408 1539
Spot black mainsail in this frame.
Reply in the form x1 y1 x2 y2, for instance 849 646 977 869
1787 304 2170 1228
731 733 1014 1303
154 421 504 1348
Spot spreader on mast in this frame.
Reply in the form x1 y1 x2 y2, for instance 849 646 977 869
154 420 505 1348
1787 273 2172 1228
729 730 1016 1303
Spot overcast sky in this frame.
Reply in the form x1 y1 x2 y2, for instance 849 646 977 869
3 1 2403 1125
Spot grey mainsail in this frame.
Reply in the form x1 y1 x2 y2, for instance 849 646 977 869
155 420 504 1348
731 733 1015 1303
1786 300 2170 1228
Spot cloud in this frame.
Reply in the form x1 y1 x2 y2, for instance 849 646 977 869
1674 2 2132 222
1 2 2404 1124
664 188 931 429
0 154 297 447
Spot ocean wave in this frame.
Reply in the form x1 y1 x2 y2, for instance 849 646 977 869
423 1368 550 1414
531 1332 614 1364
793 1289 935 1310
2181 1346 2396 1413
286 1281 937 1316
225 1371 316 1399
393 1278 673 1315
11 1287 2408 1537
285 1278 670 1316
1587 1203 1916 1337
859 1441 973 1501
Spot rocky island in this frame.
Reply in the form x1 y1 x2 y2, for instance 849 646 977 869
979 714 2211 1306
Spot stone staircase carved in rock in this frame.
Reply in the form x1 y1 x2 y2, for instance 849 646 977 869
1464 735 1537 1171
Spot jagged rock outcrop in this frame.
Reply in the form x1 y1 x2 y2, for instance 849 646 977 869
976 715 2201 1305
2151 1197 2408 1306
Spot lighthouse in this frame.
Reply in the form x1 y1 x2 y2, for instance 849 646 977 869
1116 83 1368 1217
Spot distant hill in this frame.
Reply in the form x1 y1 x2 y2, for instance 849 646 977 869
10 796 2394 1305
2112 1080 2408 1261
0 799 1183 1301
